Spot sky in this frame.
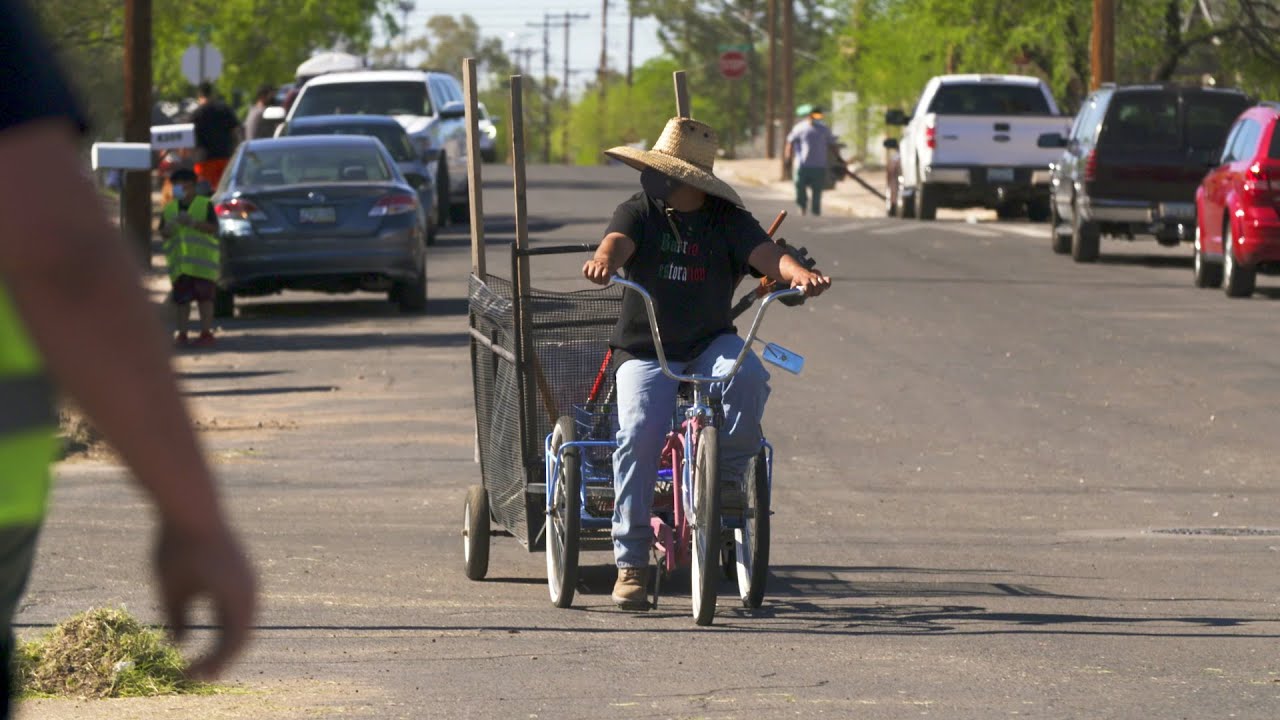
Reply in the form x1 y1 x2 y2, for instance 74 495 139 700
380 1 666 95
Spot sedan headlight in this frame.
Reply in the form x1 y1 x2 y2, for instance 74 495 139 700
484 125 497 139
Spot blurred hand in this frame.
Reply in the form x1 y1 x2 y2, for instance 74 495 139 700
154 520 256 680
790 268 831 297
582 257 613 286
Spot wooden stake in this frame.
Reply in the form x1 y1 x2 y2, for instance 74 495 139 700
673 70 691 118
463 58 486 278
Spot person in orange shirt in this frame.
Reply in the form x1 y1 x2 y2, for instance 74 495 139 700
190 81 240 189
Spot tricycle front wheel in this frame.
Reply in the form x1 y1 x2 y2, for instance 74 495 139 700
546 416 581 608
690 426 720 626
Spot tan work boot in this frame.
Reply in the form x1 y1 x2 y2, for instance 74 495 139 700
612 567 651 610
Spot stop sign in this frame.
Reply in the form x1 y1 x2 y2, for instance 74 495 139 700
719 50 747 80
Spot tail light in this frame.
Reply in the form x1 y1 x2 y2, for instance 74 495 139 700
1084 149 1098 183
369 193 417 217
215 198 267 221
925 123 937 150
1244 162 1279 202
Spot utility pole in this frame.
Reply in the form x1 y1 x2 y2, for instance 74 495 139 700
626 1 635 86
528 14 554 162
561 11 591 164
123 0 151 265
510 47 537 75
599 0 609 149
780 0 794 180
765 0 776 159
397 1 414 66
1091 0 1115 90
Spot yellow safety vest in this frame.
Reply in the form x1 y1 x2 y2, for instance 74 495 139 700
0 283 57 528
161 196 221 282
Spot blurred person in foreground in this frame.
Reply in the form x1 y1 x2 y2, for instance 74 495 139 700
0 0 255 714
190 81 240 188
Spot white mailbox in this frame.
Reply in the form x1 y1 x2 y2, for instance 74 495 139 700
90 142 153 171
150 123 196 151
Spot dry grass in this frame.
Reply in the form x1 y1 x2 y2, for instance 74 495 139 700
57 403 111 460
15 608 214 699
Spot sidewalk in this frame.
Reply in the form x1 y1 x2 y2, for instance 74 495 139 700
716 157 890 218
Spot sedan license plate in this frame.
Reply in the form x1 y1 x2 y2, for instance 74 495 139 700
299 206 336 224
988 167 1015 183
1159 202 1195 220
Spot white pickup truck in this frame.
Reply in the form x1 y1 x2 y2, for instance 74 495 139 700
886 74 1072 221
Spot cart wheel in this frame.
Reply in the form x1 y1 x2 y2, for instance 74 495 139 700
690 425 720 626
463 485 490 580
547 416 581 608
735 449 770 608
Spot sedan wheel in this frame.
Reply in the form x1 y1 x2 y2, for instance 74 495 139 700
1192 224 1222 288
1223 222 1256 298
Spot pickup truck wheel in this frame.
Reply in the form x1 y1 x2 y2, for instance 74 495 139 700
899 188 916 219
213 289 235 318
1050 200 1071 255
915 182 937 221
995 202 1020 221
1223 222 1256 298
1192 225 1222 288
1071 198 1100 263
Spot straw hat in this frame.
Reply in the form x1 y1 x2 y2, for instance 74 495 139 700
604 117 743 207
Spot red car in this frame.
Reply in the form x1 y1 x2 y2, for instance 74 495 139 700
1194 102 1280 296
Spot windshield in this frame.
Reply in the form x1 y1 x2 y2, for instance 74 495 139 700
287 123 415 162
1271 124 1280 160
1184 94 1252 153
236 144 394 186
927 83 1052 115
293 81 431 118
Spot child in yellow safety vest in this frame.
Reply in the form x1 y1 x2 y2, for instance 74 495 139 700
159 168 221 347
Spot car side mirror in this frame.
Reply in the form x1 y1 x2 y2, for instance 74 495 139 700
489 115 500 125
882 137 899 150
439 101 466 120
1037 132 1068 149
262 106 285 122
884 109 908 126
404 173 428 190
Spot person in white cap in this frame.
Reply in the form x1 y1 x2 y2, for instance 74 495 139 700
583 116 831 610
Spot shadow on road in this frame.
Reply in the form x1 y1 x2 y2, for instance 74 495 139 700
197 331 469 354
1095 253 1192 269
177 369 289 381
183 384 337 398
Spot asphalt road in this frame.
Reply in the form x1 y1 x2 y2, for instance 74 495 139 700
19 165 1280 719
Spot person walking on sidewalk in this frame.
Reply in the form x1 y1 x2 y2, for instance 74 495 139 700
190 81 240 189
159 168 221 347
785 104 840 216
242 83 274 141
0 2 254 716
582 117 831 609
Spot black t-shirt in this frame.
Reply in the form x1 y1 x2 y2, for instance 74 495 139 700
0 0 88 135
191 100 239 160
607 192 770 362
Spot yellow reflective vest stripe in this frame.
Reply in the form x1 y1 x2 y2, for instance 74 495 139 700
162 196 221 282
0 284 56 528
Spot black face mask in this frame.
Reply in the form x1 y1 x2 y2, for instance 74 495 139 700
640 167 679 202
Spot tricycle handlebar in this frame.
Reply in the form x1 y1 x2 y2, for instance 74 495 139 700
609 276 803 385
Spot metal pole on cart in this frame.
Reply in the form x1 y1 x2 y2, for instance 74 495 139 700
464 58 487 279
507 75 541 521
464 58 486 465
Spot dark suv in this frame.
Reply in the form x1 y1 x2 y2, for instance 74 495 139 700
1040 85 1251 262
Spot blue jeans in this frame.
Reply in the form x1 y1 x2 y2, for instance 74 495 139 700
794 165 826 216
611 333 771 568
